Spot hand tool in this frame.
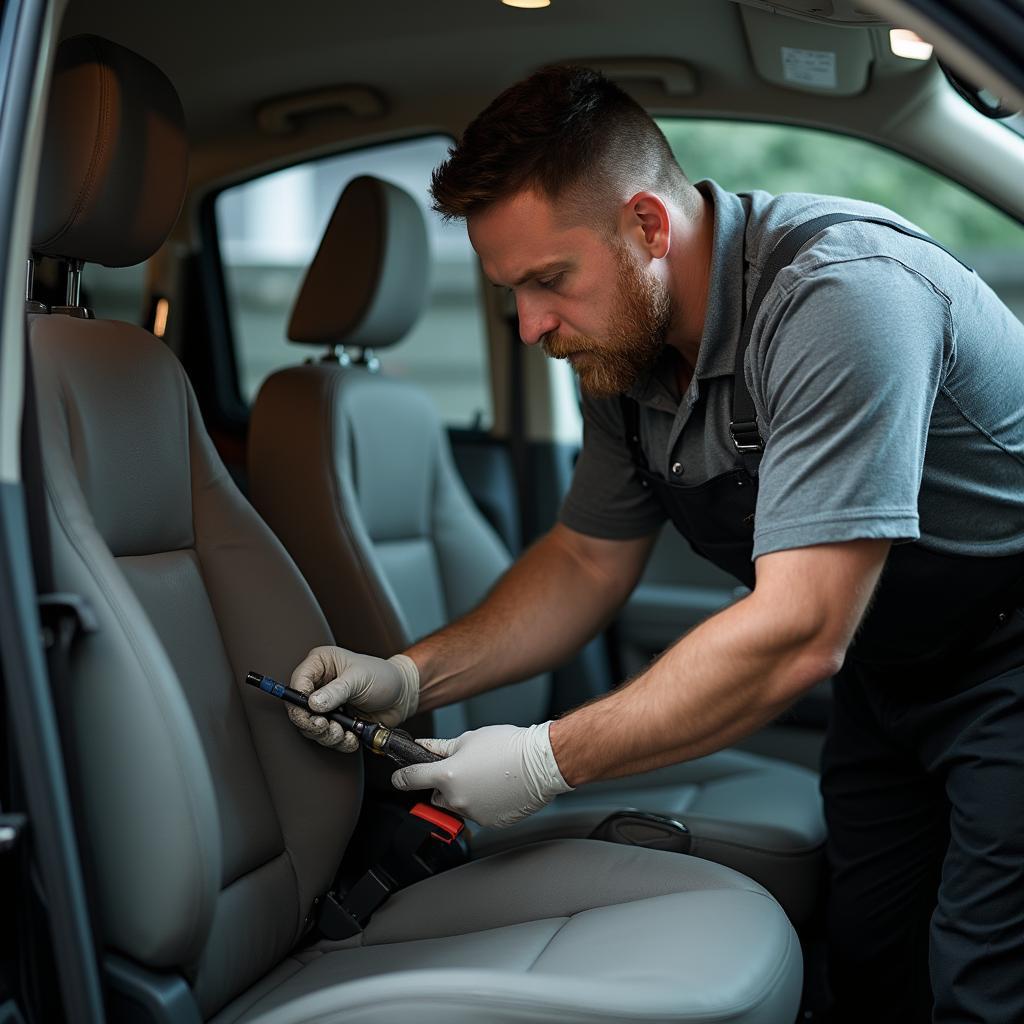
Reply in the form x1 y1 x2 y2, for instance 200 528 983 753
245 671 442 767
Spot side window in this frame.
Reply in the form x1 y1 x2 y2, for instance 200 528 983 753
656 119 1024 322
215 135 492 428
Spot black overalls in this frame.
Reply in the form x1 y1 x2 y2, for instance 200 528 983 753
621 213 1024 1023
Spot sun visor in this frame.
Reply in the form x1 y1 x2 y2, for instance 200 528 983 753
741 6 874 96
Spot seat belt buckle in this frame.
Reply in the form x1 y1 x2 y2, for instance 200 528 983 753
409 802 464 845
317 867 395 941
316 803 468 940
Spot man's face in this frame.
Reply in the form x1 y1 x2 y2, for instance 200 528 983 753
469 189 672 398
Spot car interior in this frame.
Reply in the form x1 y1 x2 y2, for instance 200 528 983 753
2 1 1023 1022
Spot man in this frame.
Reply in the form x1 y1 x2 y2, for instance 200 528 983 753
288 67 1024 1021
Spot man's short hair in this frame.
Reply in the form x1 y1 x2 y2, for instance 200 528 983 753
430 65 696 227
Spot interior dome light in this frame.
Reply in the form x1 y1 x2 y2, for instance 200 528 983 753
502 0 551 7
890 29 934 61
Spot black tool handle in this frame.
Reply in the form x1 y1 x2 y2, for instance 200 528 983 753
381 728 442 766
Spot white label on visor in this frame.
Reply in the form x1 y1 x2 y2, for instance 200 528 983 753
781 47 838 89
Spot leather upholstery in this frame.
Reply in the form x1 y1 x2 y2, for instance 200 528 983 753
287 176 429 350
214 842 802 1024
32 35 187 267
30 34 802 1023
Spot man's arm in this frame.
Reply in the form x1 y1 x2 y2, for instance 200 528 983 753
392 538 889 826
287 522 654 750
409 522 657 712
550 538 888 784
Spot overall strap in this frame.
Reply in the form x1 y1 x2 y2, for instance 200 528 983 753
729 213 971 458
619 392 651 471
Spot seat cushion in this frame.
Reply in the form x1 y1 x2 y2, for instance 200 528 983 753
469 749 825 924
213 840 802 1024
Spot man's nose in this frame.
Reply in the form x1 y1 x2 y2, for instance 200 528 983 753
517 297 559 346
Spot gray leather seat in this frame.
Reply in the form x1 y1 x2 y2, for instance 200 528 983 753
28 34 802 1023
248 175 825 923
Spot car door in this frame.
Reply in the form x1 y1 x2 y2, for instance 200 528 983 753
0 0 108 1020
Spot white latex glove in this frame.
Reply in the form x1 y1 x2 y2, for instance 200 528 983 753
288 646 419 753
391 723 573 828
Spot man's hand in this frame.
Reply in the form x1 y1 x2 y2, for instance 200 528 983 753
391 723 573 828
288 646 420 752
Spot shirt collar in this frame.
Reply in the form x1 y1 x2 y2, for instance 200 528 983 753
626 179 750 407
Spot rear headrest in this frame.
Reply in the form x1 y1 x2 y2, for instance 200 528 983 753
287 175 429 350
32 35 187 268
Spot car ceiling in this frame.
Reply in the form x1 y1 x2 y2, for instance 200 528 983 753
58 0 932 157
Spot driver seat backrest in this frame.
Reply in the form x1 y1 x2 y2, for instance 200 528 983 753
29 35 361 1019
249 176 550 738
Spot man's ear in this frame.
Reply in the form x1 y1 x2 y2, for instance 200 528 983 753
622 192 670 259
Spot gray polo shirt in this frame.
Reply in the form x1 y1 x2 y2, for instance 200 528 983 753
559 179 1024 561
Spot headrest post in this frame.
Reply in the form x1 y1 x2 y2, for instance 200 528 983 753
319 344 351 366
25 258 47 315
52 259 93 319
351 348 381 373
65 259 83 307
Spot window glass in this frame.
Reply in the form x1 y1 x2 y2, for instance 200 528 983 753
657 119 1024 322
87 264 148 323
215 136 492 427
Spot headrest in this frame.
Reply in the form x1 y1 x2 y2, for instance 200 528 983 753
287 175 429 350
32 35 187 268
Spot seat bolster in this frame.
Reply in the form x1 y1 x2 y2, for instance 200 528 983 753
190 383 360 910
430 434 552 729
362 838 768 945
31 321 221 967
249 364 409 657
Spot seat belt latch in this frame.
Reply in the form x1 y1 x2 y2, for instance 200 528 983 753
316 802 467 940
409 802 464 845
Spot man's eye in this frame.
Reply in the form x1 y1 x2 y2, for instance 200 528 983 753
538 273 563 290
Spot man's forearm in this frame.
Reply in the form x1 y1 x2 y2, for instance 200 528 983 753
407 527 646 712
549 590 840 786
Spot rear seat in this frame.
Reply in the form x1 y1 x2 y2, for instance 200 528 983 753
28 33 802 1023
248 174 825 924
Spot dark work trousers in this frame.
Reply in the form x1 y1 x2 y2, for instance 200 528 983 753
823 606 1024 1023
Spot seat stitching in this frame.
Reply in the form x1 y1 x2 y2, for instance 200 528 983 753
524 916 572 973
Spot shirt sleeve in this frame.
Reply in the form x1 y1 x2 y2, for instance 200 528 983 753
558 393 668 539
749 256 953 560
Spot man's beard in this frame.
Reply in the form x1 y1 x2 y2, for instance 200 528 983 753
541 244 672 399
